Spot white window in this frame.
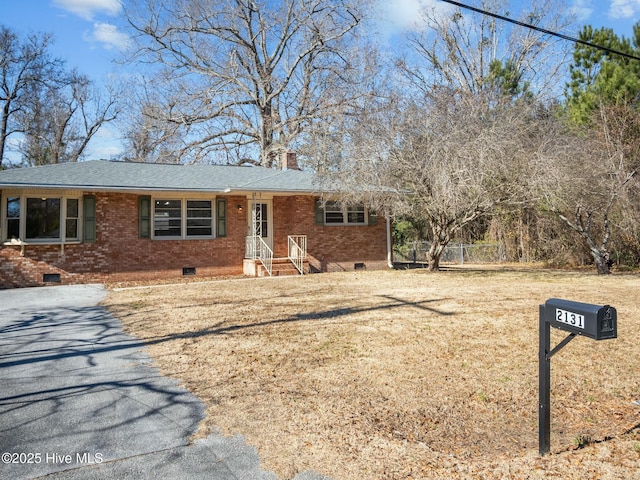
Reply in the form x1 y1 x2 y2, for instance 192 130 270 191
153 198 214 239
26 198 61 240
2 195 82 243
154 199 182 237
324 201 345 224
324 201 367 225
346 204 366 224
6 197 20 240
65 199 79 240
186 200 213 236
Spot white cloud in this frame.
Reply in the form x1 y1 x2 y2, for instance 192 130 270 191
53 0 122 21
379 0 453 32
608 0 640 19
570 0 594 22
85 125 123 159
84 22 130 51
382 0 428 31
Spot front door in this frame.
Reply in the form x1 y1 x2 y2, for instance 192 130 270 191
248 199 273 249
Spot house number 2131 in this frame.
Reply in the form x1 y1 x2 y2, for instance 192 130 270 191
555 308 585 329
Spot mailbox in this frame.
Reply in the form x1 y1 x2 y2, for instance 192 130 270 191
544 298 616 340
539 298 618 455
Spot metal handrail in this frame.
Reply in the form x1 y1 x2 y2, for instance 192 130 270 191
245 235 257 259
288 235 307 275
258 237 273 276
246 235 273 276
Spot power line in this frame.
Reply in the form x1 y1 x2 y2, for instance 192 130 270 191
439 0 640 62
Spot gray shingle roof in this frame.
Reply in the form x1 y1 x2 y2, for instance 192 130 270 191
0 160 324 194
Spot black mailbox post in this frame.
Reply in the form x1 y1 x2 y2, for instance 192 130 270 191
539 299 617 455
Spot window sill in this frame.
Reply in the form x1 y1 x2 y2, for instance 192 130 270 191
323 223 368 227
3 240 82 245
151 236 216 241
3 239 81 256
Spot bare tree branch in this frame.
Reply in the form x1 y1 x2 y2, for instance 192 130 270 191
124 0 374 166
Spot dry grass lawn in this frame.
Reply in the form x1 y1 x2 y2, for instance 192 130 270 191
103 267 640 479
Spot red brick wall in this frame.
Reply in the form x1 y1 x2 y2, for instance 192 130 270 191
273 196 389 273
0 192 389 288
0 192 248 288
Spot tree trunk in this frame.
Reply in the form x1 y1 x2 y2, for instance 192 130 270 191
557 210 613 275
582 217 612 275
260 102 274 168
590 247 611 275
427 242 445 271
427 223 451 271
0 100 10 169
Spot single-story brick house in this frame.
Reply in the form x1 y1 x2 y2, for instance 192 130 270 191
0 157 392 288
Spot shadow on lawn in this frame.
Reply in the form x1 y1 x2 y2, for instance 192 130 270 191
0 295 453 369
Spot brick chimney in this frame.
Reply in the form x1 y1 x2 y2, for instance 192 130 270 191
281 151 299 170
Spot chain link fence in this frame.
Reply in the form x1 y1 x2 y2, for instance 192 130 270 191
394 242 506 265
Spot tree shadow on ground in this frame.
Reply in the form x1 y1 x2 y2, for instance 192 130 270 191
0 294 454 369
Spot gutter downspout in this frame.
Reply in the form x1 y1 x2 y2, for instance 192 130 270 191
386 213 394 269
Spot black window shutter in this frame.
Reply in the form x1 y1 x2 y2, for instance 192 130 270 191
83 195 96 243
368 209 378 225
315 199 325 225
216 198 227 237
139 196 151 238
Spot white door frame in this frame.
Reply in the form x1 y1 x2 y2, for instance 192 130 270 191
247 196 273 250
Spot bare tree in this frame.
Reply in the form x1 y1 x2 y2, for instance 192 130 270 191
0 26 64 168
538 104 639 274
18 70 118 165
121 102 184 164
329 88 541 270
1 26 118 167
117 80 186 163
399 0 573 100
124 0 375 166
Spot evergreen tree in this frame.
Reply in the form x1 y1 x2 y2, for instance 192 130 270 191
566 25 640 123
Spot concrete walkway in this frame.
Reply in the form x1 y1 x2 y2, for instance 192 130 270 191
0 285 328 480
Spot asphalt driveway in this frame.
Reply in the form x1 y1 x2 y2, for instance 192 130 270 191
0 284 326 480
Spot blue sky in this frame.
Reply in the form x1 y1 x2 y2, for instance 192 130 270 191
1 0 640 159
1 0 130 159
1 0 129 81
381 0 640 37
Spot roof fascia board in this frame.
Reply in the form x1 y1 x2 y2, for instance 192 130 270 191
0 184 325 195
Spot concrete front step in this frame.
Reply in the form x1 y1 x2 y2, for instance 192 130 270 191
244 258 309 277
258 258 308 277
